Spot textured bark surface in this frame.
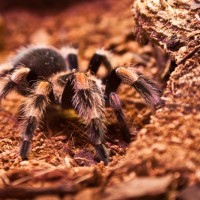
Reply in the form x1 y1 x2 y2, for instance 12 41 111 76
104 0 200 199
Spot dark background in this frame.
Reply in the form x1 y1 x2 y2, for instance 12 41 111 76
0 0 89 12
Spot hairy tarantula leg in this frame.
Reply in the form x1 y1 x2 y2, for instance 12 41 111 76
0 62 14 78
72 72 109 164
0 67 30 99
88 118 109 164
60 46 78 70
104 69 121 104
109 93 131 143
20 81 52 160
105 67 163 110
88 49 112 75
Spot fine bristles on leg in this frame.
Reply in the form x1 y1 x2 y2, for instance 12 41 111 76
88 118 109 163
71 72 109 164
60 46 78 70
94 143 109 164
0 67 30 99
0 79 16 99
132 73 163 109
20 81 52 160
20 116 37 160
88 49 113 75
115 67 163 110
0 63 13 78
109 93 131 143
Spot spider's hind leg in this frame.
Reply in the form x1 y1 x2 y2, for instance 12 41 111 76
88 49 113 76
60 46 78 70
19 81 52 160
71 72 109 164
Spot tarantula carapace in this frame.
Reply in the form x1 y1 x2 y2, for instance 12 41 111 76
0 45 163 164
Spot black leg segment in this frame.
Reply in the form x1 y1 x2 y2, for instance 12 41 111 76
60 46 78 70
88 49 112 75
20 116 37 160
104 69 121 104
88 118 109 164
67 54 78 70
109 93 131 143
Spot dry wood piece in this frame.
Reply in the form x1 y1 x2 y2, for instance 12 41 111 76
105 175 172 200
178 184 200 200
134 0 200 63
105 0 200 199
0 185 77 199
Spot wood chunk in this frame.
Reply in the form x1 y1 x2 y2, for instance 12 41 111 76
105 175 172 200
178 184 200 200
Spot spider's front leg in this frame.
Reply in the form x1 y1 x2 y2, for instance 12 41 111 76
0 66 30 99
19 81 52 160
71 72 109 164
105 67 163 109
104 67 163 142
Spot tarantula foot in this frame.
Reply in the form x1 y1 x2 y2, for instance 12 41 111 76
19 140 31 160
94 144 110 165
155 99 165 109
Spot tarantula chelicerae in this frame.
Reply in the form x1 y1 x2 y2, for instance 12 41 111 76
0 45 163 164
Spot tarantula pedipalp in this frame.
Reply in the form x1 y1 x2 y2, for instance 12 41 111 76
0 45 163 164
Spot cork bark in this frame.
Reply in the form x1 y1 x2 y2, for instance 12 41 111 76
104 1 200 199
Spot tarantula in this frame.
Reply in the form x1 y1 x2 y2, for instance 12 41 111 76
0 45 163 164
